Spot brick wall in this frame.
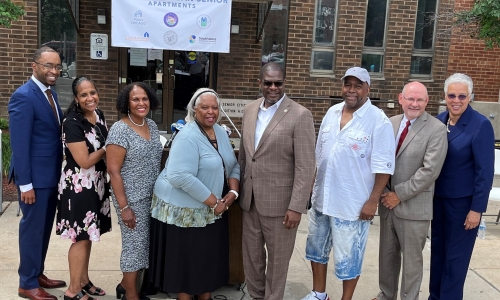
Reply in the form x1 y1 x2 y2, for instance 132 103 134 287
0 0 38 119
448 0 500 103
217 0 454 131
0 0 458 126
217 2 261 100
78 0 120 123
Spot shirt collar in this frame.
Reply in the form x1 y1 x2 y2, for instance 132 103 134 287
401 114 417 126
334 98 372 117
31 75 51 93
259 94 285 111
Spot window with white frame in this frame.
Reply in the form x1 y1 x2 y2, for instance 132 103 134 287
361 0 390 76
310 0 338 75
410 0 438 78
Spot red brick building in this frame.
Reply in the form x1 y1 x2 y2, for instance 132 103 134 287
0 0 476 131
447 0 500 103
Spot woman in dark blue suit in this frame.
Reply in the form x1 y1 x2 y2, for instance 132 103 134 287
429 73 495 300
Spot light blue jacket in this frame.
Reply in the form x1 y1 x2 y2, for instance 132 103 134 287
151 121 240 227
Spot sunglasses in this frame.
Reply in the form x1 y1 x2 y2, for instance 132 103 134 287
447 94 469 101
263 81 284 87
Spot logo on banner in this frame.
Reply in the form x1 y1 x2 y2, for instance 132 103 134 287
199 37 217 44
187 51 197 64
164 12 178 27
197 15 211 29
189 35 196 44
163 31 178 45
132 10 146 25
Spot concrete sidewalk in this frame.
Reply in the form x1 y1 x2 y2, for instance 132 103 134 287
1 199 500 300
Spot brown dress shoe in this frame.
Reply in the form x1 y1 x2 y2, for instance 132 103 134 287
38 274 67 289
18 287 58 300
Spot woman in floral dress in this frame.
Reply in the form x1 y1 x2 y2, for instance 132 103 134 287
56 77 111 300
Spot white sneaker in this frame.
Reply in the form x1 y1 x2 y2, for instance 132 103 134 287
301 291 330 300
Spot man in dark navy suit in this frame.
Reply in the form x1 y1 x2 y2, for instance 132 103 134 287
9 46 66 300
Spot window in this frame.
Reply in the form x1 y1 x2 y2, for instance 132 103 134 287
261 1 290 69
40 0 78 111
361 0 390 76
310 0 338 75
410 0 438 78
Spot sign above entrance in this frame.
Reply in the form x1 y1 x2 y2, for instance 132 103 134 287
111 0 232 53
90 33 109 60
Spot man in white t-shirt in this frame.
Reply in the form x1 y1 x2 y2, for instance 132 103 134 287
301 67 395 300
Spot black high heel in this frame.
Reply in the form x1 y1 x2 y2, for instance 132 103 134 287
116 284 126 299
64 290 96 300
116 284 150 300
82 280 105 296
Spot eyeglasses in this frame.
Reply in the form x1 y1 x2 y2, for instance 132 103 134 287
34 62 63 71
262 81 284 87
94 124 106 142
447 94 469 101
401 94 426 103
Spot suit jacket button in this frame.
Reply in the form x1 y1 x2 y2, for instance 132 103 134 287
252 159 255 162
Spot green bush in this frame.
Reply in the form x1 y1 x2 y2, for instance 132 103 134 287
0 118 8 130
1 133 11 177
0 118 10 177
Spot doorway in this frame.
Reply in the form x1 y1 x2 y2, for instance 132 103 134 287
119 48 213 131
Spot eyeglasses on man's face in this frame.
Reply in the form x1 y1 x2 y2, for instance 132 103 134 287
262 81 284 87
447 93 469 101
402 94 426 103
34 61 63 71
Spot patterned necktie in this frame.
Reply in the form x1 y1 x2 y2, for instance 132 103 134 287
396 120 411 155
45 89 60 124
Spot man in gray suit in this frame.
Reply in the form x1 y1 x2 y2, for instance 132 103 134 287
239 62 316 300
374 82 448 300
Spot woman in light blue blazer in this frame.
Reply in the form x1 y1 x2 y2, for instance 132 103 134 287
429 73 495 300
149 88 240 300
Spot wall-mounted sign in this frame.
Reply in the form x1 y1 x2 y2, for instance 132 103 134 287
220 99 253 118
111 0 232 53
90 33 108 60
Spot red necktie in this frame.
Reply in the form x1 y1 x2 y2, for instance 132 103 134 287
396 120 411 155
45 89 60 125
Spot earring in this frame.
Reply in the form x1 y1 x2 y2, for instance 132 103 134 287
76 102 79 107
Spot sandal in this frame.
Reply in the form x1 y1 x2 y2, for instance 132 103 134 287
64 290 96 300
82 280 106 296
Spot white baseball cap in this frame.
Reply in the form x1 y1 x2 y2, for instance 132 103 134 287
341 67 370 86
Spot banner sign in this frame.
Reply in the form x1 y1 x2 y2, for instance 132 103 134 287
111 0 232 53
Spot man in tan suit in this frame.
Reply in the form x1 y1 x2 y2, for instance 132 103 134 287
239 62 316 300
374 82 448 300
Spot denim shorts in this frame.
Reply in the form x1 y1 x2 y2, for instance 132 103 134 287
305 208 370 280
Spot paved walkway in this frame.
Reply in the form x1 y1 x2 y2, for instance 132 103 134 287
1 199 500 300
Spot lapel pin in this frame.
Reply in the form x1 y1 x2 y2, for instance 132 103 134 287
284 109 288 113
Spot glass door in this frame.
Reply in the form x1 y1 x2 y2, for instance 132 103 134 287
119 48 213 130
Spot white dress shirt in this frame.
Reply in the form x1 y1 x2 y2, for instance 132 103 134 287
311 99 395 220
395 115 415 143
254 94 285 150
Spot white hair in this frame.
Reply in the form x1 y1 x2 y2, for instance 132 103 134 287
185 88 222 123
444 73 473 95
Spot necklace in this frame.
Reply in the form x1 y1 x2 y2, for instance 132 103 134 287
446 118 451 133
128 113 145 126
